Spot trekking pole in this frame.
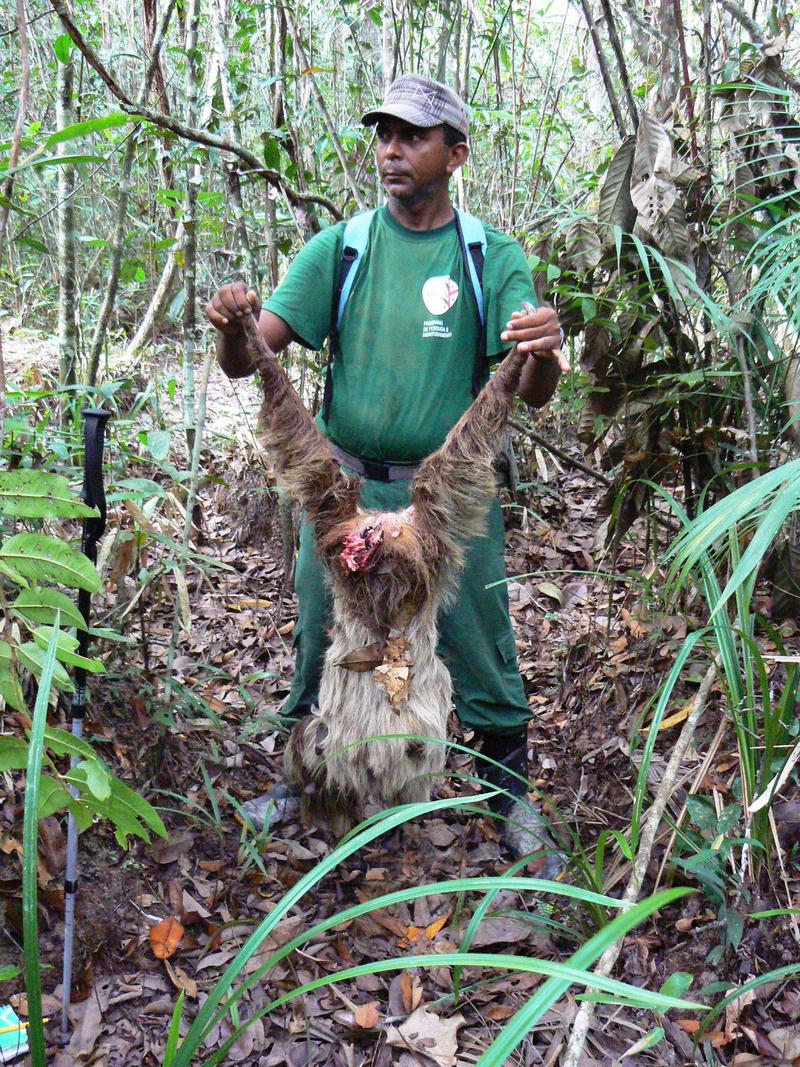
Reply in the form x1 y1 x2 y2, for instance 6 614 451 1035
61 408 111 1044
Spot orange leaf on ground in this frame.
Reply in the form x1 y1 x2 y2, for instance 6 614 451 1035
677 1020 731 1047
353 1001 381 1028
149 916 185 960
400 971 423 1013
425 913 451 940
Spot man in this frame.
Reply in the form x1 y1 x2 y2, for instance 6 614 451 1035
207 75 565 861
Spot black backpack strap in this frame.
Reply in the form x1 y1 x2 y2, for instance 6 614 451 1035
322 243 358 423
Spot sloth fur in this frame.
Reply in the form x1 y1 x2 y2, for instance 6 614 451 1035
241 312 527 831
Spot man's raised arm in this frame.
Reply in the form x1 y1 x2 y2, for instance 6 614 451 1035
206 282 295 378
501 304 568 409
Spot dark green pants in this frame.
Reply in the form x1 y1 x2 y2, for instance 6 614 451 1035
281 477 530 737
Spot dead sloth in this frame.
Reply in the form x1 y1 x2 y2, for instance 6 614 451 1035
242 312 527 832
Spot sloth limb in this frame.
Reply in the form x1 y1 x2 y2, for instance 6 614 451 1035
240 311 360 545
411 343 528 575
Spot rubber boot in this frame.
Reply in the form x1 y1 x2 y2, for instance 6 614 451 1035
478 732 565 876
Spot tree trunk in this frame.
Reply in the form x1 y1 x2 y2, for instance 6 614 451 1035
56 47 77 389
182 0 201 458
121 222 184 362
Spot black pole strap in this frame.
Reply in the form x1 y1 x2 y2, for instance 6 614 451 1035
75 409 111 679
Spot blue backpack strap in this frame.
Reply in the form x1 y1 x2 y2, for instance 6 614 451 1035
454 208 488 396
337 209 375 328
322 209 376 423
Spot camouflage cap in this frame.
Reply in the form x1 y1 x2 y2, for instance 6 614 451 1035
362 75 470 139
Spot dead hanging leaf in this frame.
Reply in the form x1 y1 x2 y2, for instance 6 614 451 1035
630 112 677 221
336 639 386 672
598 135 637 238
149 916 185 960
353 1001 381 1029
173 566 192 635
38 815 66 878
565 218 602 273
386 1005 466 1067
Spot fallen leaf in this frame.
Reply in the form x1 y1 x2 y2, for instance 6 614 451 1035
150 831 194 865
164 959 198 998
386 1005 466 1067
400 971 423 1013
425 914 450 940
149 916 185 960
537 581 563 606
353 1001 381 1029
677 1019 732 1047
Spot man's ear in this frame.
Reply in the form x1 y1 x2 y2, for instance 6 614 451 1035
447 142 469 173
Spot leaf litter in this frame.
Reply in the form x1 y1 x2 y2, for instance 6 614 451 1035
1 388 798 1065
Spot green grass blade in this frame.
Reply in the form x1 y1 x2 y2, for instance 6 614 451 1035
23 618 60 1066
203 944 707 1067
170 793 494 1067
475 888 698 1065
162 991 185 1067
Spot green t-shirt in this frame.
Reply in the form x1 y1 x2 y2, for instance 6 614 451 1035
265 206 536 463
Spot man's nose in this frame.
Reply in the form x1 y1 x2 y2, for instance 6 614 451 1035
383 135 402 159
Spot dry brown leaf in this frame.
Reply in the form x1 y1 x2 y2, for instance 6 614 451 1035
164 959 198 998
400 971 423 1013
150 831 195 864
353 1001 381 1029
425 914 450 940
149 916 185 960
336 640 387 672
677 1019 731 1047
386 1005 466 1067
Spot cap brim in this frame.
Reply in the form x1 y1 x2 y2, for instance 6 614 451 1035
361 104 441 129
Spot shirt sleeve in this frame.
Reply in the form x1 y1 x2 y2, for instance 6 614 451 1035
484 232 538 360
263 223 344 350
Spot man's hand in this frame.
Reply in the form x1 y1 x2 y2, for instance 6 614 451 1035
501 305 569 373
206 282 262 336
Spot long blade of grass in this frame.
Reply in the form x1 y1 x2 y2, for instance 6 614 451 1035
23 618 60 1066
171 793 494 1066
199 872 622 1040
203 941 707 1067
162 990 184 1067
475 888 698 1065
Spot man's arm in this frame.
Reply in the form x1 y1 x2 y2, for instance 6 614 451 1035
500 305 567 408
206 282 296 378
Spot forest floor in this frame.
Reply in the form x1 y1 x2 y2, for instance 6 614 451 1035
1 340 800 1066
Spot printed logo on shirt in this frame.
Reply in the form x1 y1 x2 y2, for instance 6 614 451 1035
422 276 459 316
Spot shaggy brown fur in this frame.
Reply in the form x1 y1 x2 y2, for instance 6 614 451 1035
241 312 527 829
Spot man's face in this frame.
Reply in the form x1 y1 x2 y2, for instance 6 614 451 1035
375 117 466 202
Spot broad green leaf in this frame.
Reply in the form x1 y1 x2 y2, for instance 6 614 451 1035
0 667 27 712
43 726 96 760
38 773 73 818
660 971 694 998
16 643 74 692
77 758 112 801
0 559 29 587
0 471 97 519
45 112 133 149
53 33 73 62
15 236 50 255
147 430 172 461
0 965 20 982
13 588 86 630
0 736 30 771
0 534 102 592
32 627 105 673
